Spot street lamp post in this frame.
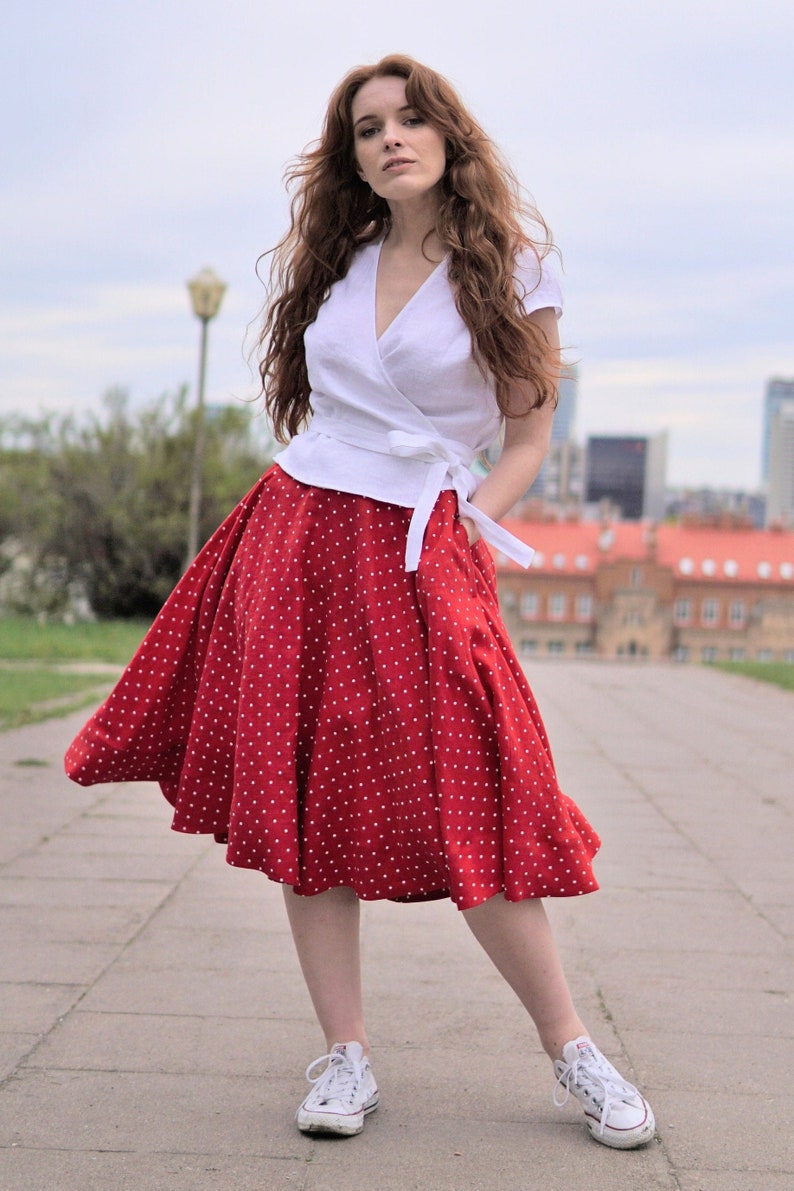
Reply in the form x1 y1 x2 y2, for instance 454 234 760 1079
184 267 226 571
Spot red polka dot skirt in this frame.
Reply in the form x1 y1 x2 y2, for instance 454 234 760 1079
65 465 600 909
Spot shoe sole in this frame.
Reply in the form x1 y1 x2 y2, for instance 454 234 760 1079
297 1095 379 1136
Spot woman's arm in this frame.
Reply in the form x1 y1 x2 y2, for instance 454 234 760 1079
461 306 559 543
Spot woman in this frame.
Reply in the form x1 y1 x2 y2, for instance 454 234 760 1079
65 55 655 1150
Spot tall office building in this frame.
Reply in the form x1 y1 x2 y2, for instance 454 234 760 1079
540 440 585 505
585 432 668 521
552 364 579 444
762 377 794 483
527 364 579 498
766 400 794 526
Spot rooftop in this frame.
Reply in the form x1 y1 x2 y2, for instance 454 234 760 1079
494 520 794 584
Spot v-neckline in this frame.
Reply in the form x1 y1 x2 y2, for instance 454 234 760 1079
373 238 446 344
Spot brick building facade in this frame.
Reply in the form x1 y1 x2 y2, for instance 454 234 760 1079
493 519 794 663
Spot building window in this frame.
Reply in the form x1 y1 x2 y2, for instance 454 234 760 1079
575 594 593 621
728 600 746 628
630 565 643 588
784 650 794 663
756 649 773 662
701 598 719 627
549 593 567 620
519 638 537 657
672 646 690 662
701 646 718 663
575 641 593 656
520 591 538 620
674 598 692 626
729 648 745 662
501 588 517 610
547 640 565 655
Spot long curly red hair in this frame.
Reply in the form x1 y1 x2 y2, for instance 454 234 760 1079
258 54 560 442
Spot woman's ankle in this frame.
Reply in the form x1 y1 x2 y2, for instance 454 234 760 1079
326 1036 371 1058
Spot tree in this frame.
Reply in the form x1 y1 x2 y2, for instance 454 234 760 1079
0 388 273 619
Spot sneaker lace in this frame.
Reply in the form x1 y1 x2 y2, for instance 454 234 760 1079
553 1049 638 1137
305 1050 364 1107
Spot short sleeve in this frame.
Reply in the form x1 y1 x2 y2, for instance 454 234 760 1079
514 248 563 318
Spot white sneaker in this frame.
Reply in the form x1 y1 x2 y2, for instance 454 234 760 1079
296 1041 379 1136
553 1036 655 1149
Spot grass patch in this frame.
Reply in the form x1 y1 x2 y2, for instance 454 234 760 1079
0 618 150 731
0 617 149 663
713 661 794 692
0 666 116 731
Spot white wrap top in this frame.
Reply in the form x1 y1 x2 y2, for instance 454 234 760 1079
276 238 563 570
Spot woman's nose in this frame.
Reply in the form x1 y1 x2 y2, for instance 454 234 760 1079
383 122 403 149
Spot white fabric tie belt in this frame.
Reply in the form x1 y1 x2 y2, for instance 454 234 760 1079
309 418 535 572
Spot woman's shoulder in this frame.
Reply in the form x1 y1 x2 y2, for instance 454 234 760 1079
319 239 377 305
513 246 563 317
330 237 380 290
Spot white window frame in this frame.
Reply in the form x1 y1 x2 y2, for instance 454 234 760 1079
549 592 567 621
701 598 719 627
520 591 538 620
728 600 746 628
574 593 593 622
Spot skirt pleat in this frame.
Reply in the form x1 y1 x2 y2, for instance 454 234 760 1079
65 465 600 910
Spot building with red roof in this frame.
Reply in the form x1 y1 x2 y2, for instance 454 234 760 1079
491 518 794 662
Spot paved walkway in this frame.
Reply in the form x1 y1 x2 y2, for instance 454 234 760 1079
0 662 792 1190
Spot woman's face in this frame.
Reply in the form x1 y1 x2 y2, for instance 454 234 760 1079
350 75 447 206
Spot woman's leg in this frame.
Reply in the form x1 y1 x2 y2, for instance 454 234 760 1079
283 885 370 1053
462 893 586 1060
464 893 656 1148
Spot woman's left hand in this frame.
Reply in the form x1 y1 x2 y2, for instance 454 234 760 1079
459 516 480 545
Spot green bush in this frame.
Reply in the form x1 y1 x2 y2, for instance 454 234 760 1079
0 388 272 619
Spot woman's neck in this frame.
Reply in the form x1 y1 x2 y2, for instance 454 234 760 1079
385 193 443 258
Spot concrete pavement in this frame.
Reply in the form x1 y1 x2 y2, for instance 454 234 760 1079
0 661 792 1190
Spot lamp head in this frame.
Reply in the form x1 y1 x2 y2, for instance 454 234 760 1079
187 267 227 320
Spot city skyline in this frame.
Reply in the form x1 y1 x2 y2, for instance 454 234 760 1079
2 1 792 490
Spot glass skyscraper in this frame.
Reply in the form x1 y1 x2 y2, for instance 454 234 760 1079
527 364 578 497
584 432 668 521
762 378 794 483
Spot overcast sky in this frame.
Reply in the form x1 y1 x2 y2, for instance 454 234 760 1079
2 0 792 488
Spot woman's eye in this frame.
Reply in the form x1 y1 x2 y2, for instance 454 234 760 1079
359 126 378 138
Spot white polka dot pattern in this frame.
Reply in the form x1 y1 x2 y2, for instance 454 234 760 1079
65 466 600 910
